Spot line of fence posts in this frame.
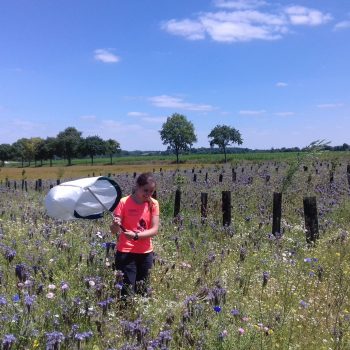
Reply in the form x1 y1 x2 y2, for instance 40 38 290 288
173 188 320 244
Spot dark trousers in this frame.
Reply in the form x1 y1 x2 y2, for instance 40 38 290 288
115 251 153 297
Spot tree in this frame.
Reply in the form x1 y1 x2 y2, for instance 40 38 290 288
80 136 106 165
12 138 29 167
44 137 58 167
0 144 12 166
208 125 243 163
104 139 121 165
28 137 44 166
56 127 82 166
159 113 197 163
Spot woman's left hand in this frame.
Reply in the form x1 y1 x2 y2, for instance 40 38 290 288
123 229 140 240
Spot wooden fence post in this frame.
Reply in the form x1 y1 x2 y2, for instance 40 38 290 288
201 192 208 223
222 191 231 226
174 189 181 218
303 197 319 244
272 192 282 236
219 174 223 182
232 169 237 183
347 165 350 187
205 173 208 182
193 174 197 182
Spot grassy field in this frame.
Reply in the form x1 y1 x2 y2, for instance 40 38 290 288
0 153 350 349
1 151 349 180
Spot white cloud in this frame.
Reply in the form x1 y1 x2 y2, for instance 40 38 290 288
80 115 97 120
334 20 350 31
239 109 266 115
161 19 205 40
94 49 120 63
317 103 344 108
284 6 332 26
149 95 215 111
276 82 288 87
214 0 267 10
127 112 149 117
162 3 332 43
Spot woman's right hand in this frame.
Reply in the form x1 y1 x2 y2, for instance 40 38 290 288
110 216 122 235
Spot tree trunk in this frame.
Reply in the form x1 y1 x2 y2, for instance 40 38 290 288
110 155 113 165
224 147 227 163
91 156 94 165
50 158 53 167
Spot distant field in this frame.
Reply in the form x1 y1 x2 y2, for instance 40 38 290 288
1 151 349 180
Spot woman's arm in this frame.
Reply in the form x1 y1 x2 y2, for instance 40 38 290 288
122 215 160 240
138 215 159 239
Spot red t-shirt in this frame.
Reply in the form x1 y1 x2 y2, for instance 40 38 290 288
114 195 159 253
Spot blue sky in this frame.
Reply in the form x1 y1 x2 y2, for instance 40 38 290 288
0 0 349 151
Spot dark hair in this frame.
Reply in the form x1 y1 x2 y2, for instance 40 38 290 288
135 172 156 215
136 172 156 187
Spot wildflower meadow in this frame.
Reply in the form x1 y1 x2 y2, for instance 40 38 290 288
1 157 350 349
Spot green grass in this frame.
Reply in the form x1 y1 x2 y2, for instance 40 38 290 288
0 157 350 349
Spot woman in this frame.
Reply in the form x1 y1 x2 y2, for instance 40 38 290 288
110 172 159 297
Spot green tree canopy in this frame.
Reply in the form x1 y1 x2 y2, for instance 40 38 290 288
104 139 121 165
56 127 82 166
80 136 106 165
0 144 12 166
159 113 197 163
208 124 243 163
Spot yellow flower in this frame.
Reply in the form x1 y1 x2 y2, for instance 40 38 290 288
268 329 274 335
336 252 341 257
32 340 39 349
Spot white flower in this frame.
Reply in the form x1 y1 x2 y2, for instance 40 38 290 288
46 292 55 299
48 284 56 290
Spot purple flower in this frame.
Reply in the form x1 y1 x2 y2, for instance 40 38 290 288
300 300 309 309
2 334 16 350
12 294 20 303
231 308 240 316
24 294 35 312
45 331 65 349
0 295 7 306
213 306 222 313
262 272 270 287
74 331 93 341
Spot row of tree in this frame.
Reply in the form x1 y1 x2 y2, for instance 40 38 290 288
0 113 243 166
0 127 121 167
